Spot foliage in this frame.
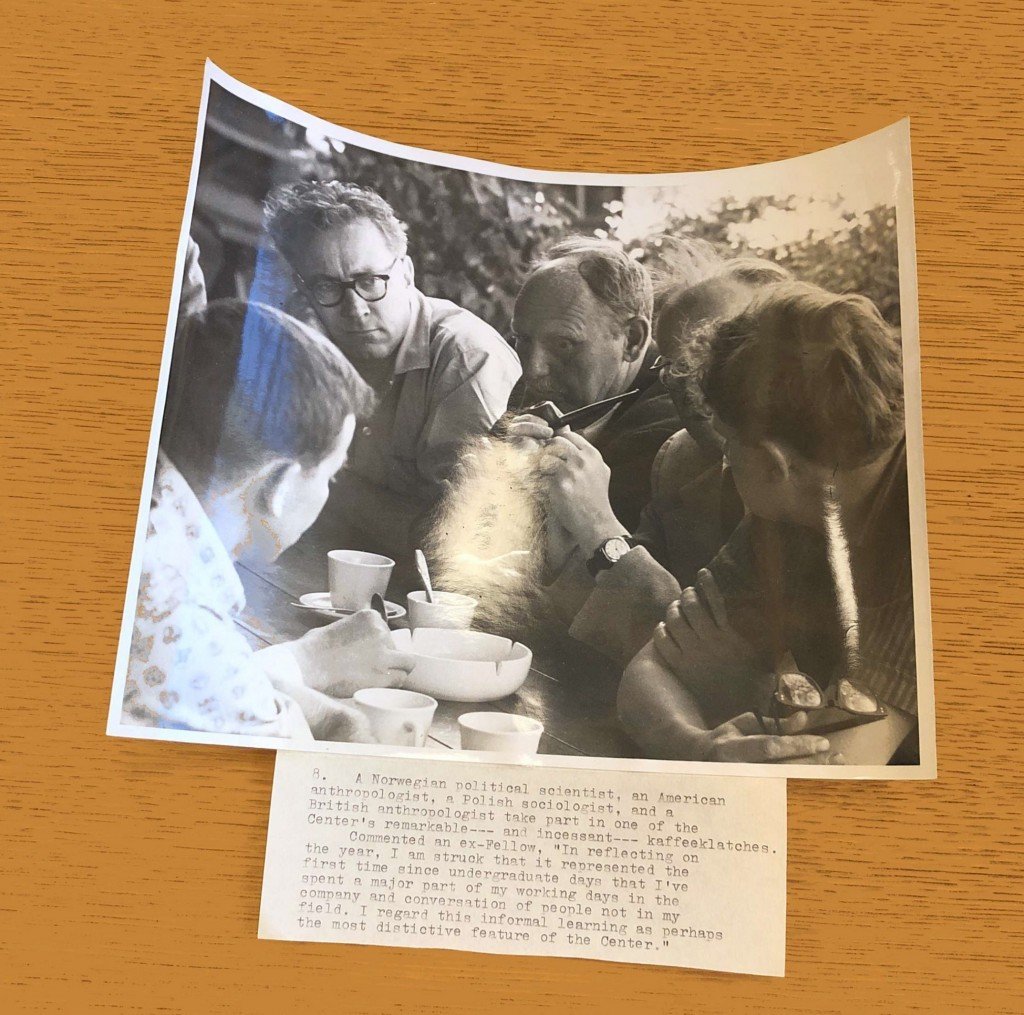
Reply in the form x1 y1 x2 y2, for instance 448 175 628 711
198 88 901 333
617 197 902 325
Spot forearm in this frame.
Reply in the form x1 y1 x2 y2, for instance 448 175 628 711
617 639 712 761
540 546 596 630
560 500 628 559
568 547 681 666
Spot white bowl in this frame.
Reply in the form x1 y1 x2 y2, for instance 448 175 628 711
392 628 533 702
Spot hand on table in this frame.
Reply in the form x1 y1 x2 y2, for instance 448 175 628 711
698 710 831 763
289 610 416 699
653 569 833 763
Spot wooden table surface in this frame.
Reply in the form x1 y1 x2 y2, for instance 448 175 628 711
3 1 1023 1011
235 541 634 759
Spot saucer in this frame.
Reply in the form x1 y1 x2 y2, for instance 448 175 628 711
297 592 407 622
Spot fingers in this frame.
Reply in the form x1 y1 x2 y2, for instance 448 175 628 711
537 438 572 470
712 732 831 763
721 711 767 737
327 700 376 744
662 588 717 655
323 610 395 650
537 434 608 483
718 710 811 739
331 608 383 631
536 451 569 476
652 621 689 672
512 413 552 429
556 429 596 452
680 586 718 639
544 435 577 458
712 712 829 762
775 711 811 735
694 568 730 630
507 415 555 441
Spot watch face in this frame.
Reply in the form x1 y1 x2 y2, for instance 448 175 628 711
604 537 631 562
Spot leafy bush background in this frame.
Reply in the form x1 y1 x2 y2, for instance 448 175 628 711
194 85 902 335
620 197 901 325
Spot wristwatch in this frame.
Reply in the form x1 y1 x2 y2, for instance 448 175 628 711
586 535 636 577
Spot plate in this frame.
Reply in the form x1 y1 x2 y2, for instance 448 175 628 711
297 592 407 621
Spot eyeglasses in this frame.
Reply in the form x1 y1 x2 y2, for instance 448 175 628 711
759 667 887 737
300 257 400 307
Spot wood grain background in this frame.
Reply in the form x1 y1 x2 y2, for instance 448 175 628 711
2 1 1022 1010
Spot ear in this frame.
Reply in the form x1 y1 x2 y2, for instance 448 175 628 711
760 439 792 483
622 316 651 362
335 413 357 464
258 460 302 519
400 254 415 288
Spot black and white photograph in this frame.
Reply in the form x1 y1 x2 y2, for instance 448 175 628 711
107 63 934 778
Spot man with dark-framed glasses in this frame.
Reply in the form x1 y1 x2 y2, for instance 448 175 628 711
263 181 521 559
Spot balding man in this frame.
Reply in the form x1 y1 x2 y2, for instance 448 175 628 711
509 237 678 530
526 256 792 664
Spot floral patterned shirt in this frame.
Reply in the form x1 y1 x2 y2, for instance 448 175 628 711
122 452 311 739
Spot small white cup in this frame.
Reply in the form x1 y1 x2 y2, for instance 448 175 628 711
407 590 478 631
353 688 438 748
328 550 394 611
458 712 544 754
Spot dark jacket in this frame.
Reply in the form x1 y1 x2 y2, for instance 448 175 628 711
580 349 680 531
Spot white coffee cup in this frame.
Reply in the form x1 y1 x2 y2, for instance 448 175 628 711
458 712 544 754
407 590 478 630
328 550 394 611
353 688 438 748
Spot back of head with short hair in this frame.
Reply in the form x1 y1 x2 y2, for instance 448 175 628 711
650 236 725 301
656 256 791 361
538 236 654 322
701 281 904 469
656 256 790 425
263 180 408 265
715 256 791 289
161 299 375 494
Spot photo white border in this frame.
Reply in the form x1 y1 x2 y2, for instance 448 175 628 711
107 61 936 780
